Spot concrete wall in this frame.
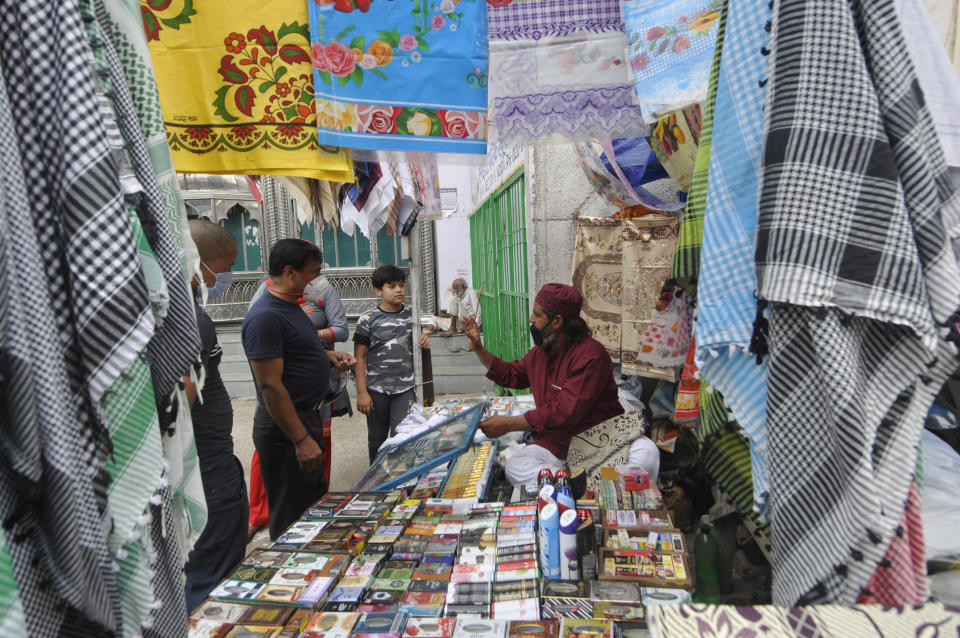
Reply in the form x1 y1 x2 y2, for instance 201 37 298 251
527 144 615 295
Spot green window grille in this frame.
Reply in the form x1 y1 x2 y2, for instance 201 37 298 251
470 170 530 395
300 222 409 268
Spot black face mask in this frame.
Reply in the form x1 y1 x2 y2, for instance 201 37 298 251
530 323 549 347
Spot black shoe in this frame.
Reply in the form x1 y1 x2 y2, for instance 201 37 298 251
569 466 587 501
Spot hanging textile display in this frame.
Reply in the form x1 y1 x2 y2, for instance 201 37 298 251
648 601 960 637
571 214 681 380
341 162 418 239
646 104 703 192
698 383 770 539
487 0 647 145
626 286 694 378
307 0 488 154
409 152 443 218
622 0 722 123
0 0 159 632
143 0 353 180
898 0 960 170
673 335 699 422
757 0 960 606
694 0 772 518
575 139 686 212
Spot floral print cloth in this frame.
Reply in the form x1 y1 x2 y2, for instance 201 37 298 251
308 0 488 154
487 0 647 144
143 0 352 180
649 602 960 637
623 0 722 123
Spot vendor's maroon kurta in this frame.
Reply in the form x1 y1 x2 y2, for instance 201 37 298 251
486 336 623 459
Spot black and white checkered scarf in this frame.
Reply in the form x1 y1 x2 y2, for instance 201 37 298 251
756 0 960 605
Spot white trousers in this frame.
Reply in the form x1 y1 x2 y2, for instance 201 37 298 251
505 444 566 485
628 436 661 484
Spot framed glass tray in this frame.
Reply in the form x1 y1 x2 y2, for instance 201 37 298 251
353 402 487 491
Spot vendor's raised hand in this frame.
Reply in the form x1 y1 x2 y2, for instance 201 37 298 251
462 316 482 349
419 333 431 350
357 391 374 415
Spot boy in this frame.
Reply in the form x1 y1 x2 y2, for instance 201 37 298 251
354 264 430 462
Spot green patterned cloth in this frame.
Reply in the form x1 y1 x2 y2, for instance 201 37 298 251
102 0 207 559
670 1 727 296
699 382 770 537
0 535 25 637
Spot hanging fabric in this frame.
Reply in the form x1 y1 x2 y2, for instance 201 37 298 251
575 139 686 212
758 0 960 605
897 0 960 169
571 214 681 380
694 0 772 518
646 104 703 192
487 0 647 145
625 286 694 379
698 383 771 539
143 0 353 180
0 0 158 632
622 0 723 123
673 335 700 423
648 601 960 636
308 0 488 154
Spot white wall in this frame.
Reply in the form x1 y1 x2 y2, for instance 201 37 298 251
435 163 476 308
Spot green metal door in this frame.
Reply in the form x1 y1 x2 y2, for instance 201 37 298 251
470 170 529 394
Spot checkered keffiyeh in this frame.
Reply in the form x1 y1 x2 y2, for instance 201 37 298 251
0 0 160 633
757 0 960 605
487 0 624 41
695 0 773 518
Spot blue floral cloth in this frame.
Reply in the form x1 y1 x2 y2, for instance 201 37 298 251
309 0 488 154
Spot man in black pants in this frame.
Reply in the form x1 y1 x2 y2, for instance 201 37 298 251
183 220 247 610
241 239 354 539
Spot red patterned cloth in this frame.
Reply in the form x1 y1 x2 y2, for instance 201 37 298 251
857 483 929 605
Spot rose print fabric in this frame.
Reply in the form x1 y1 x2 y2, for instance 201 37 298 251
308 0 488 154
623 0 722 123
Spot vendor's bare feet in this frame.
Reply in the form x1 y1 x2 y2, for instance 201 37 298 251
439 329 455 337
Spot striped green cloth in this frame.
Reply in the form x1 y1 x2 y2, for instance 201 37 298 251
671 1 728 296
699 382 771 537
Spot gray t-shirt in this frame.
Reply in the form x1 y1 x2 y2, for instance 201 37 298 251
353 305 415 395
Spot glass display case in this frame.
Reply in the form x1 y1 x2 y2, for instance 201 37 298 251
353 402 487 491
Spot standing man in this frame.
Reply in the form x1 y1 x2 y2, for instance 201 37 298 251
241 239 354 539
461 283 623 485
183 219 247 610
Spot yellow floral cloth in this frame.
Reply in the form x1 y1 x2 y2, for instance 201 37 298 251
143 0 352 180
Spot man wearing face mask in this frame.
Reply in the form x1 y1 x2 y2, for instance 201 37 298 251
461 283 623 486
242 239 355 539
182 219 247 610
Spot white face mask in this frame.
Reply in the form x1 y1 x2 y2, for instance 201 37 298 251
201 262 233 300
302 275 330 305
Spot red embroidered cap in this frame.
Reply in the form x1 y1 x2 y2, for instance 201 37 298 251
535 282 583 318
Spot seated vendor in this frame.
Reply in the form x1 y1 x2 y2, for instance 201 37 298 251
461 282 624 485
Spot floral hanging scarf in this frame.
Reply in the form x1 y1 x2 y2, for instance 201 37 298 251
622 0 722 123
143 0 353 180
487 0 647 145
308 0 488 154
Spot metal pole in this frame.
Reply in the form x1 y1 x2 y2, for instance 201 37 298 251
407 231 423 404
